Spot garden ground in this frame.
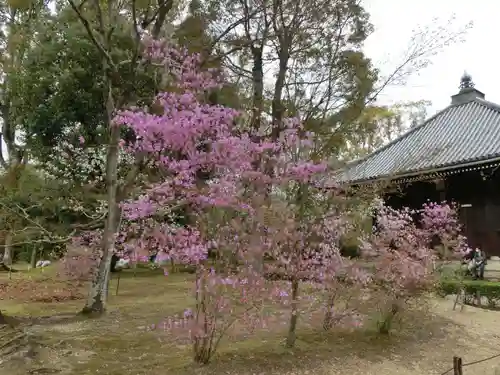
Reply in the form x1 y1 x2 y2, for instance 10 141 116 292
1 265 500 375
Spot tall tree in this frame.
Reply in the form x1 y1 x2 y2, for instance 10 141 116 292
338 100 430 159
197 0 469 157
0 0 50 264
63 0 179 315
15 0 248 316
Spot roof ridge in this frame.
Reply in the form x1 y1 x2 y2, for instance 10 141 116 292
341 102 460 170
473 97 500 113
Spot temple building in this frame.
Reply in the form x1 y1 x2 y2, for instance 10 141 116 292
339 73 500 257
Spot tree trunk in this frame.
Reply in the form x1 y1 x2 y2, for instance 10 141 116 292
250 46 264 132
81 163 121 316
170 258 176 273
270 37 290 140
0 310 7 325
3 232 13 266
151 0 174 39
30 246 37 269
72 0 175 317
285 278 299 348
248 45 266 275
81 71 121 316
378 302 399 335
323 291 337 331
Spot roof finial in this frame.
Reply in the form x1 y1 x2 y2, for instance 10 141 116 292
459 71 474 90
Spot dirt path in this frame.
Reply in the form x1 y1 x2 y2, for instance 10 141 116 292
316 297 500 375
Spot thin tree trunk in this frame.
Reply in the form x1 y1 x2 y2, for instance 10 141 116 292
270 34 290 140
248 45 266 274
81 70 121 316
30 245 37 269
0 310 7 325
285 278 299 348
151 0 174 39
3 232 13 266
323 291 337 330
378 301 399 335
250 46 264 132
81 165 121 315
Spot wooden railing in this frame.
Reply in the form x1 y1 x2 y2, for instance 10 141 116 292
440 354 500 375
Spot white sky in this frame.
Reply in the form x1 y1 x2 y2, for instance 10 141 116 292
364 0 500 115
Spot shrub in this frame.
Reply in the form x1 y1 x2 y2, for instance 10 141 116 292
437 279 500 307
361 200 468 334
339 237 361 258
57 246 99 283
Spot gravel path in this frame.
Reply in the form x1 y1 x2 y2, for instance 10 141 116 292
313 297 500 375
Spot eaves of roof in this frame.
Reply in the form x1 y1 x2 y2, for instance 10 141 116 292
337 97 500 184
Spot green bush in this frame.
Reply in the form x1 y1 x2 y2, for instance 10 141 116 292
339 235 362 258
340 243 361 258
436 263 465 279
437 279 500 307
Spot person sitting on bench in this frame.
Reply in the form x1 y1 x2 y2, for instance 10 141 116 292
463 248 486 280
475 249 487 280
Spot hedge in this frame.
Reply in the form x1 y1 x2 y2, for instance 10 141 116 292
437 279 500 307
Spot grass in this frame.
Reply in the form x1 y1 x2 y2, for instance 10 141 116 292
1 264 500 375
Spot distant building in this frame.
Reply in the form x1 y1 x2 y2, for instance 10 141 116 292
339 73 500 257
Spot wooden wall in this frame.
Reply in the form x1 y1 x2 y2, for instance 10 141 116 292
446 166 500 257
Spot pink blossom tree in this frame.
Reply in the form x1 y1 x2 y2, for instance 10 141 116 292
57 233 102 284
114 37 362 360
116 38 278 363
253 127 367 346
420 201 470 259
361 200 468 334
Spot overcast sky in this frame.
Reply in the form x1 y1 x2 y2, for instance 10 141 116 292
364 0 499 115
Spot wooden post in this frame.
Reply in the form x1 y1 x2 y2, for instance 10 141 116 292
453 287 465 311
453 356 463 375
475 290 481 306
435 178 446 202
115 271 121 296
453 292 461 310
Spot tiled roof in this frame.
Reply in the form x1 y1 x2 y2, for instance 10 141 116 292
338 97 500 183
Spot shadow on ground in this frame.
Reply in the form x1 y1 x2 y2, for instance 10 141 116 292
0 269 482 375
3 304 465 375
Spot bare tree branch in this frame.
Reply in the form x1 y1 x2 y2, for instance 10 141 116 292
152 0 174 39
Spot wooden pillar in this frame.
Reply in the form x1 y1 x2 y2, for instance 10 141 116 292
434 178 446 202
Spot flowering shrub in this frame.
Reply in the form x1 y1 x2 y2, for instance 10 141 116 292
111 37 358 361
58 246 100 284
361 200 469 333
157 268 278 361
365 204 436 292
420 201 470 258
